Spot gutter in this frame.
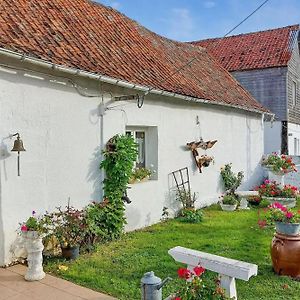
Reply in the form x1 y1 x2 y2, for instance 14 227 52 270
0 47 273 117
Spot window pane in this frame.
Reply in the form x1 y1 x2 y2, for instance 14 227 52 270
135 131 145 168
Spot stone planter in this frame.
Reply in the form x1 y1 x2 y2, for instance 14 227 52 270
268 170 285 188
220 203 237 211
275 222 300 236
23 231 45 281
263 197 296 208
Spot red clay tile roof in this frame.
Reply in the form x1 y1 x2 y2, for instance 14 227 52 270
0 0 268 113
192 25 299 72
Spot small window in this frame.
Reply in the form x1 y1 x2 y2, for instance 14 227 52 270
292 81 297 106
126 130 146 168
126 126 158 180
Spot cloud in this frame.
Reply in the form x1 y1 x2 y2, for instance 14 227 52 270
203 1 216 9
164 8 195 41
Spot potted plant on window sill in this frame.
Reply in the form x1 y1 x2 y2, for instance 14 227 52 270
129 167 152 184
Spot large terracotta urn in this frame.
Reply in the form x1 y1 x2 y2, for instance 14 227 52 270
271 232 300 278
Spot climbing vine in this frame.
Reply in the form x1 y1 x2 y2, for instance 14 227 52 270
98 134 138 238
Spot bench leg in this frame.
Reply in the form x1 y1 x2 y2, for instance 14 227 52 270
219 274 237 299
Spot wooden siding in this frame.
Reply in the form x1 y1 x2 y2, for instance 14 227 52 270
287 44 300 124
232 68 287 120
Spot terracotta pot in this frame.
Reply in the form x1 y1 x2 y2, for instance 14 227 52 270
271 232 300 278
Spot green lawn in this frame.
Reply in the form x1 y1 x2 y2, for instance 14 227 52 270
45 205 300 300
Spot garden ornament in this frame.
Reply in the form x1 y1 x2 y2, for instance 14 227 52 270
11 132 26 176
141 271 172 300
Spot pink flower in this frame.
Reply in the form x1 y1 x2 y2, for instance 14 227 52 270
285 212 294 219
264 179 270 184
21 225 28 232
193 266 205 276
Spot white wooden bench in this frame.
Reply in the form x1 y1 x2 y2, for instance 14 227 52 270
168 246 258 299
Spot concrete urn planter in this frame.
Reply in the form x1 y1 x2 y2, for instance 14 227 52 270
23 231 45 281
268 170 285 188
220 203 237 211
263 197 296 208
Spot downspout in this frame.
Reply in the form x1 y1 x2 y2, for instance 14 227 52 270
99 98 105 201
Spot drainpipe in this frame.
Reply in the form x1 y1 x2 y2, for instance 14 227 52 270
99 99 105 200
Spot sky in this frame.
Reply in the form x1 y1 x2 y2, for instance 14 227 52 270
96 0 300 41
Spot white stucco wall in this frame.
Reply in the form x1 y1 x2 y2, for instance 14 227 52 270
0 60 265 266
264 121 282 154
288 122 300 155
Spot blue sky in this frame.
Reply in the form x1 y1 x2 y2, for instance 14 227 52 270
96 0 300 41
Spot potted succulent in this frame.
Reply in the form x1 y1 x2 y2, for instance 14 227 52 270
219 164 243 211
129 167 152 183
170 265 229 300
261 153 297 187
255 180 298 208
48 206 87 260
19 211 51 281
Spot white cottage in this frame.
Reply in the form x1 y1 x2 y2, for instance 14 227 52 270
0 0 270 266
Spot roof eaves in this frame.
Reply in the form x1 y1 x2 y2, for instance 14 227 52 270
0 46 271 116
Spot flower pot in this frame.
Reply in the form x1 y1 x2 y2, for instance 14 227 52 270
263 197 296 208
271 232 300 278
22 231 45 281
268 171 285 188
220 203 237 211
61 245 80 260
275 222 300 236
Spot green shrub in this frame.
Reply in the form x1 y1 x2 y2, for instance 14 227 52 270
177 208 203 223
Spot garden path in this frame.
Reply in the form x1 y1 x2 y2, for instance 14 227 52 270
0 264 116 300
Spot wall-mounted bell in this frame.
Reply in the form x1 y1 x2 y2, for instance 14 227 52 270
11 133 26 176
11 134 26 152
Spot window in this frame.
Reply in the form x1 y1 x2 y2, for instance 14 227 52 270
126 130 146 168
126 126 158 179
292 80 297 106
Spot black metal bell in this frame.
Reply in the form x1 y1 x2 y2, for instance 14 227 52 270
11 136 26 152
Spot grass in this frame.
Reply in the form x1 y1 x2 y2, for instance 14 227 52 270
44 204 300 300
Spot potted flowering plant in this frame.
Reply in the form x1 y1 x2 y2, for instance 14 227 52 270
48 206 87 259
219 164 243 211
19 211 51 281
261 153 297 187
171 265 228 300
262 153 297 174
255 180 298 208
129 167 152 183
258 202 300 235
